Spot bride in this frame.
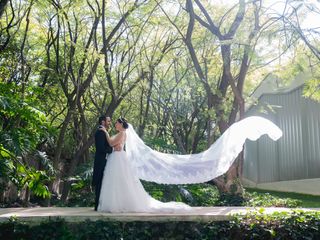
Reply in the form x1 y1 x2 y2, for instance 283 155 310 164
98 117 190 212
98 116 282 212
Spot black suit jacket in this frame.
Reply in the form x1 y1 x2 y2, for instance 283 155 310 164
92 126 113 186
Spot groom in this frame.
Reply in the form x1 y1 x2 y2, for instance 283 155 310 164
92 116 113 211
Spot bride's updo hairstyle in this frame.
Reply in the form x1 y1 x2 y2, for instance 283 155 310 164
117 117 129 129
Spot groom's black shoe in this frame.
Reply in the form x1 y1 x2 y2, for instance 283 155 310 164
94 207 97 211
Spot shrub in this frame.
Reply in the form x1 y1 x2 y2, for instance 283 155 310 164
1 210 319 240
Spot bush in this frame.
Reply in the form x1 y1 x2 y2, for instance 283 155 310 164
231 210 320 240
245 191 301 207
1 211 319 240
142 182 220 206
63 181 304 209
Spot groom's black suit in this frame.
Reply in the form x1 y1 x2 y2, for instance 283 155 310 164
92 126 113 211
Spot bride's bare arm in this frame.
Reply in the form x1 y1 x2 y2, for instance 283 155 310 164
105 131 125 147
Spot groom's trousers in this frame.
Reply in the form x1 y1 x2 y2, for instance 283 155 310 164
93 153 108 211
94 181 102 211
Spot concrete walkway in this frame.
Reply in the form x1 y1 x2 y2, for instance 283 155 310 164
0 207 319 223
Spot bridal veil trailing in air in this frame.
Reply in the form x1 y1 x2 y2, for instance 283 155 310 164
126 116 282 184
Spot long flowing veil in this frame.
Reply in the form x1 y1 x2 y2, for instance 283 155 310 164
125 116 282 184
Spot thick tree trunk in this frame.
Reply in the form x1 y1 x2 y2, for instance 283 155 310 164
0 0 9 18
213 152 244 195
183 0 250 195
60 125 109 202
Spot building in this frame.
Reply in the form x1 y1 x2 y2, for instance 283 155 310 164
243 72 320 195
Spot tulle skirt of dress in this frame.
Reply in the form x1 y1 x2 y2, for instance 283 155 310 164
97 151 191 213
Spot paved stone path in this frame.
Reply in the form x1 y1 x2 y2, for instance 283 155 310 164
0 207 319 223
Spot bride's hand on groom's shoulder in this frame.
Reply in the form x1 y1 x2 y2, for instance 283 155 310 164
99 126 107 133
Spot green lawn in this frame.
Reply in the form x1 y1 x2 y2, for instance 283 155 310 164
245 188 320 208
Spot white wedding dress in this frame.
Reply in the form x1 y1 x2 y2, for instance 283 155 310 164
98 146 191 213
98 116 282 213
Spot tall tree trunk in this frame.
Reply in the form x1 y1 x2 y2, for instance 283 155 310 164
0 0 9 18
138 70 153 137
182 0 254 195
60 103 118 202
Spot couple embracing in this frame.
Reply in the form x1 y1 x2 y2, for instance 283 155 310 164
92 116 189 213
92 116 127 211
91 115 283 213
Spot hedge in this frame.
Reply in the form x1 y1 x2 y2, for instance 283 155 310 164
0 210 319 239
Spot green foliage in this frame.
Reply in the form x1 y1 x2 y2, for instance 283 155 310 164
0 82 53 200
216 190 301 208
64 178 311 209
0 83 49 153
303 78 320 102
141 182 220 206
245 191 301 208
0 218 73 240
216 192 247 206
0 211 319 240
2 0 320 204
19 168 51 199
121 180 304 208
231 210 320 240
143 136 180 153
65 163 95 207
143 183 303 208
0 145 15 178
182 184 220 206
246 188 320 208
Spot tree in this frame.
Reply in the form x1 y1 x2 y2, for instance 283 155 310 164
1 0 316 205
158 0 266 194
0 0 9 18
277 0 320 101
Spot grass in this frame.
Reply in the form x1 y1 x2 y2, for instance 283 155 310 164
245 187 320 208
